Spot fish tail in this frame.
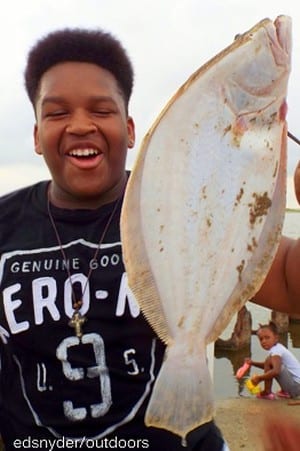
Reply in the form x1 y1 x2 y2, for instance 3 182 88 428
145 341 215 439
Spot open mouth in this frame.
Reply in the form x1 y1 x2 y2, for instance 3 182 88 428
66 148 103 169
68 148 100 158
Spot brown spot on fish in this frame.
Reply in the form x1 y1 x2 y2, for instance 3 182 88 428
206 217 212 227
265 112 278 131
236 259 245 282
223 124 231 135
249 192 272 226
177 316 185 328
273 160 278 178
201 186 207 199
254 43 261 54
247 236 258 251
235 187 244 206
158 240 164 253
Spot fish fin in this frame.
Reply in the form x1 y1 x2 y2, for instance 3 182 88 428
121 167 171 344
145 342 215 438
126 266 171 344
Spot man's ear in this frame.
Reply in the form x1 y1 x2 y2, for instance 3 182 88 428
127 116 135 149
34 123 42 155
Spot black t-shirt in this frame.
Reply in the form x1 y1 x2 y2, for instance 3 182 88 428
0 181 223 451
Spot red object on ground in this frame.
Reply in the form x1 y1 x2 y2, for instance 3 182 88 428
236 362 250 379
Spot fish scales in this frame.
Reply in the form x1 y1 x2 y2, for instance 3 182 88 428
120 15 291 438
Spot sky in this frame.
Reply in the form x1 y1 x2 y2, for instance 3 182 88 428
0 0 299 207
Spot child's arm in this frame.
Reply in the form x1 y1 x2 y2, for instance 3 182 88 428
245 357 264 369
252 355 281 385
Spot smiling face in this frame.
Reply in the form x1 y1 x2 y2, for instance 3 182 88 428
257 327 278 350
34 61 135 209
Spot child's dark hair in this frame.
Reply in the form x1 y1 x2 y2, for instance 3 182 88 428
257 321 279 335
24 28 134 111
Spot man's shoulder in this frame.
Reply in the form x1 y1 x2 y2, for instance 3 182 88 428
0 181 48 222
0 181 47 204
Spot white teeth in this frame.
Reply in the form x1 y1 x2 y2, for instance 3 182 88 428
68 148 99 157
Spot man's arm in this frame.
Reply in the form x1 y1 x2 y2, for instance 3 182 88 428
253 156 300 314
253 235 300 314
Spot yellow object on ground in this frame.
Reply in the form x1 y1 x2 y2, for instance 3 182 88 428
245 378 261 395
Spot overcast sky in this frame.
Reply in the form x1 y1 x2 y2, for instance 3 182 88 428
0 0 299 206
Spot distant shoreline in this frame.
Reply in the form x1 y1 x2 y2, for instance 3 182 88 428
286 208 300 213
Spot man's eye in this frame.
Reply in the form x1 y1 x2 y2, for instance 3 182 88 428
94 110 112 115
45 110 67 117
52 111 67 116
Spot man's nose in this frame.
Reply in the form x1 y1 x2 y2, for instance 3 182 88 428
66 111 97 134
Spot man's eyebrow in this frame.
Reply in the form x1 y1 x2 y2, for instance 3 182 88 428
87 95 119 105
41 96 66 106
41 95 117 106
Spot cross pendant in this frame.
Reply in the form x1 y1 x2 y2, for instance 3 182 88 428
69 311 87 338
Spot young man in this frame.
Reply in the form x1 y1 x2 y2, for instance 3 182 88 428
0 28 299 450
0 28 226 450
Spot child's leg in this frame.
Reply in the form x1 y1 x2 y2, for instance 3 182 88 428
262 356 274 393
276 367 300 398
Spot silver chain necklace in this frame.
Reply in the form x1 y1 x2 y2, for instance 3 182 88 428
47 191 122 338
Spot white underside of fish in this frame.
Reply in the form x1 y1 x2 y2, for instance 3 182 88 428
121 15 291 439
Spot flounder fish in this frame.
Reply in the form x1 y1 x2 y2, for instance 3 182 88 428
120 15 291 439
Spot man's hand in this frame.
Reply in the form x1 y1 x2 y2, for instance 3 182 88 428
263 416 300 451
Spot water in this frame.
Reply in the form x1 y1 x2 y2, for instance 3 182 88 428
213 211 300 399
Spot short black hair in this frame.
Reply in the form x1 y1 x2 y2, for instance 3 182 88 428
24 28 134 110
257 321 279 335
